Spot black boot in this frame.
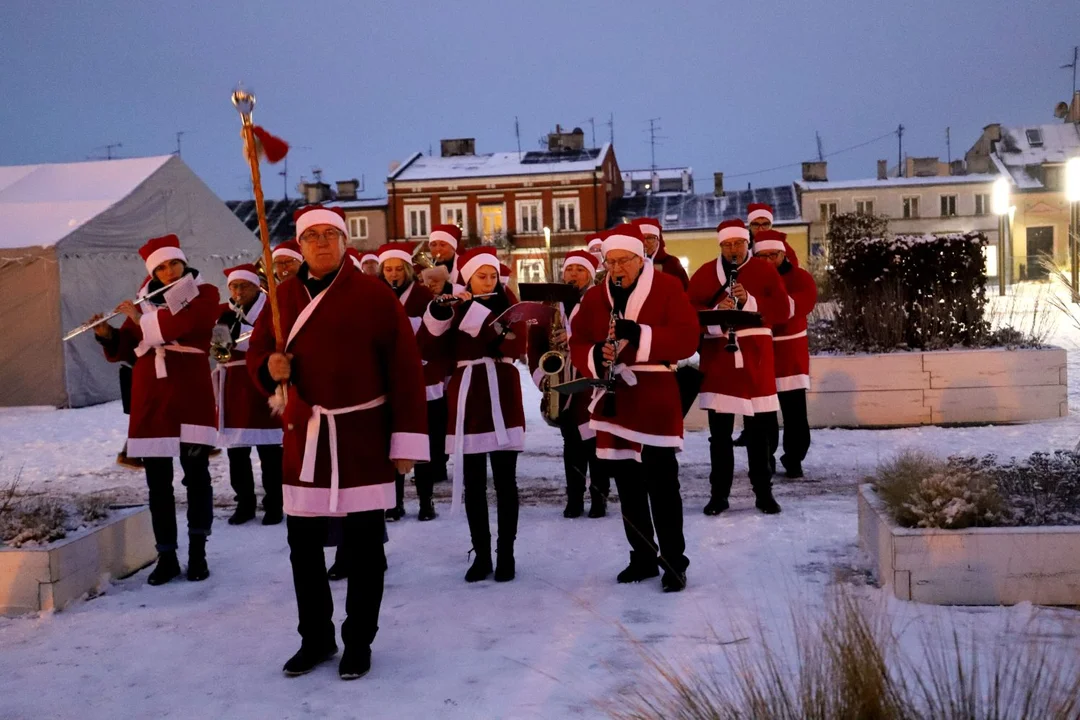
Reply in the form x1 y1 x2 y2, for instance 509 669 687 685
755 490 782 515
386 472 406 521
616 552 660 584
187 536 209 581
147 551 181 586
494 542 515 582
587 489 607 518
339 645 372 680
661 568 687 593
703 496 729 516
262 509 283 526
327 545 348 580
732 429 748 447
465 547 493 582
385 506 405 522
283 642 338 677
417 498 438 521
780 455 804 479
563 493 584 519
228 502 256 525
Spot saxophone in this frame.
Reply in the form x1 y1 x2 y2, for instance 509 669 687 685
539 302 571 427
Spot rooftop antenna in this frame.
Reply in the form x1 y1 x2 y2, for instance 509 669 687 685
646 117 664 170
605 112 614 146
278 144 310 200
815 131 825 162
946 126 951 165
1062 46 1079 99
515 116 522 159
896 124 905 177
175 131 186 157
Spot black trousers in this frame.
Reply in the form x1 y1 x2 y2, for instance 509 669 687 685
142 443 214 553
287 511 386 651
769 389 811 463
227 444 283 514
560 423 610 499
417 396 449 484
119 365 133 415
708 411 774 501
675 365 704 418
463 451 519 554
610 447 688 574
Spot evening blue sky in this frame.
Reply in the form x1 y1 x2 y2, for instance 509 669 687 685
1 0 1078 200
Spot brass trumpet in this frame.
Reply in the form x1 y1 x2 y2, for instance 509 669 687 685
210 330 253 364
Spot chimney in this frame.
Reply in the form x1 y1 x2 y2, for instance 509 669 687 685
1071 91 1080 124
440 138 476 157
713 172 724 197
877 159 888 180
547 125 586 152
335 179 359 200
301 181 331 204
911 156 941 177
801 161 827 182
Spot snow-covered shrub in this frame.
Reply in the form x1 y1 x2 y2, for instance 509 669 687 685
75 493 111 522
949 452 1080 527
826 213 992 351
871 449 944 527
0 496 68 547
900 469 1006 529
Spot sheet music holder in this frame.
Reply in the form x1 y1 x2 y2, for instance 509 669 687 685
492 301 556 334
697 309 763 328
164 274 199 315
552 377 604 395
517 282 581 306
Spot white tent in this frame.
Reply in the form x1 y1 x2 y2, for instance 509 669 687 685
0 155 259 407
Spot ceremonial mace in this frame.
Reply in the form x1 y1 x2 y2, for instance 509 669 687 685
232 85 289 412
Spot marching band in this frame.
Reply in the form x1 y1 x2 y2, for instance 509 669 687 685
81 200 815 678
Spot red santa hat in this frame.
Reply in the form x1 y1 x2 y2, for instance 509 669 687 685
601 224 645 259
717 219 750 244
562 249 599 277
631 217 663 239
751 229 788 255
747 203 774 224
377 242 414 266
223 263 260 287
458 247 500 284
360 253 379 265
272 239 303 262
294 204 347 239
139 234 186 274
584 232 604 252
429 223 462 250
499 262 512 283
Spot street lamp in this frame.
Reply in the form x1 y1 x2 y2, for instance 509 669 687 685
543 226 552 282
992 177 1011 296
1066 157 1080 302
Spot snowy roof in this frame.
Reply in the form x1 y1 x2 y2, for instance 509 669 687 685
0 156 172 249
324 197 387 210
994 122 1080 190
613 184 802 232
622 167 691 181
388 144 612 182
226 198 307 245
797 173 1000 192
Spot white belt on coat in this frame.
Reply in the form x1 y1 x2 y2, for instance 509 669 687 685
774 329 808 342
450 357 512 516
705 327 772 369
299 395 387 513
212 360 245 433
135 342 206 379
587 363 672 414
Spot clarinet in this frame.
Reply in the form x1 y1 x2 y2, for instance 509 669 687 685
724 267 740 353
601 308 619 417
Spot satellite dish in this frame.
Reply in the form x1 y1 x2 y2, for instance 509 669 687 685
1054 101 1070 119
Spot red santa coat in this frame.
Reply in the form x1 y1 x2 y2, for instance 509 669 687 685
418 288 526 512
395 280 446 400
651 237 690 290
772 264 818 392
213 293 283 448
102 275 219 457
245 260 429 517
569 265 698 461
526 299 592 440
689 257 788 416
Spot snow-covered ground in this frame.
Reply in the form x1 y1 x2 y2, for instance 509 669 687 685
1 283 1079 719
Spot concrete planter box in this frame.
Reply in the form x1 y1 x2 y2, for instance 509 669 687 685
684 347 1066 431
809 347 1066 427
857 484 1080 605
0 506 156 616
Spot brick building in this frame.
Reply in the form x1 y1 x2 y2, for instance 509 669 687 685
386 128 623 283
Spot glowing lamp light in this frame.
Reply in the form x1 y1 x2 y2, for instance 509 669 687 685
1065 157 1080 203
991 177 1011 216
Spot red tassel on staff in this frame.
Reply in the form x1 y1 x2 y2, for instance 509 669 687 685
251 126 289 163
